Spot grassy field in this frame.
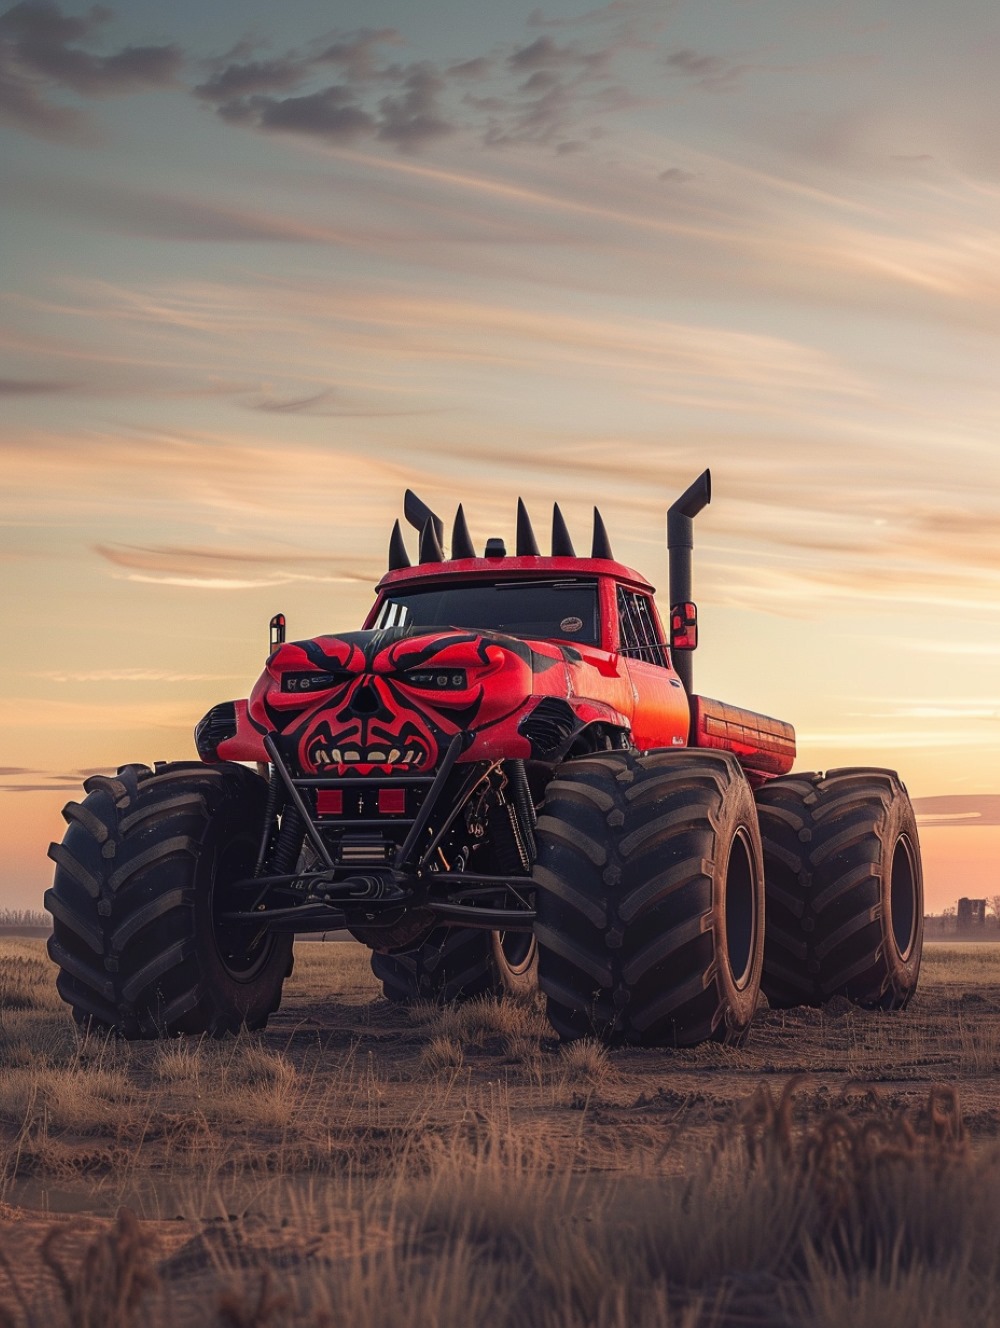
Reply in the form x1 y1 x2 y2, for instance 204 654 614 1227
2 939 1000 1326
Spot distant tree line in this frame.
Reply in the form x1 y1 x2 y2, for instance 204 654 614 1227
0 908 50 929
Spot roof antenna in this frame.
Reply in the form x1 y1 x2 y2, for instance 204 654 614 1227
516 498 540 556
388 519 411 570
551 503 576 557
591 508 614 560
452 505 476 559
404 489 445 547
419 516 445 563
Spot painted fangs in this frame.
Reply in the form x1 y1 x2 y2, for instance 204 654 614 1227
312 744 424 768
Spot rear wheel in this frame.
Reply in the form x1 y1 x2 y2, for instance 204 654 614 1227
371 926 499 1004
755 768 923 1009
491 930 538 997
371 925 538 1004
533 749 764 1047
45 762 292 1038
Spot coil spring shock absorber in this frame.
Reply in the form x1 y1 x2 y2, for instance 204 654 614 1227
268 805 306 876
506 759 537 867
254 769 284 877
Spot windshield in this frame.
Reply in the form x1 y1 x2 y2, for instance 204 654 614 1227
373 579 600 645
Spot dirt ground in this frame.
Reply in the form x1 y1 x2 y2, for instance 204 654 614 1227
2 939 999 1326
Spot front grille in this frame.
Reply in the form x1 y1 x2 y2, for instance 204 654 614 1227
518 697 579 759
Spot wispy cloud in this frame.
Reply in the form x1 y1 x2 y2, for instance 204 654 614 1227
0 1 182 141
855 701 1000 721
913 795 1000 827
9 174 382 245
0 376 76 395
0 696 194 730
195 30 456 153
194 15 658 156
35 668 239 683
93 541 381 587
663 47 756 92
899 639 1000 657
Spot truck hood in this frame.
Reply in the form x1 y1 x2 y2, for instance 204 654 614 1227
247 626 565 775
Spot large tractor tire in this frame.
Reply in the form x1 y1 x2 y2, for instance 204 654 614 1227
490 929 538 998
371 927 538 1004
532 749 764 1047
755 768 922 1010
45 762 292 1038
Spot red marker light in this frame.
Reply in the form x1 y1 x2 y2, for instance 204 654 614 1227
316 790 343 816
379 788 406 815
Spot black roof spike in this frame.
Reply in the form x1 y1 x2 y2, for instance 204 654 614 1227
551 503 576 557
452 504 476 560
388 519 411 570
591 507 614 560
419 516 445 564
404 489 445 547
516 498 541 556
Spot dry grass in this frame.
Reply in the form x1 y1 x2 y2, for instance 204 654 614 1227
2 938 1000 1325
558 1036 613 1085
418 1036 464 1074
2 1082 999 1327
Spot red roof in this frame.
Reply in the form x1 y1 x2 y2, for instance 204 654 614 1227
375 555 657 595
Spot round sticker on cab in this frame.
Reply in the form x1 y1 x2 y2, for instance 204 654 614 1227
560 616 584 633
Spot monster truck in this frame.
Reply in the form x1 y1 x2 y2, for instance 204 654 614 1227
45 472 924 1044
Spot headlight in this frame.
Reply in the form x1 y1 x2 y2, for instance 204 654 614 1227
400 669 467 690
281 671 346 694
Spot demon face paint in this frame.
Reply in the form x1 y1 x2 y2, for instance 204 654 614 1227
248 628 537 775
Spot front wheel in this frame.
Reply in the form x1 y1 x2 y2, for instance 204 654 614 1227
533 749 764 1047
45 762 292 1038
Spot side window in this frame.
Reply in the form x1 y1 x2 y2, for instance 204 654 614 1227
375 600 409 628
616 587 667 667
633 595 667 667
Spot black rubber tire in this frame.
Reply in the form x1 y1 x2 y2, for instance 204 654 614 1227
371 925 538 1004
491 930 538 998
533 749 764 1047
371 926 499 1004
45 762 293 1038
755 768 923 1010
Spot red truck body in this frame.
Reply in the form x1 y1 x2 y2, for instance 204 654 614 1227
211 552 795 788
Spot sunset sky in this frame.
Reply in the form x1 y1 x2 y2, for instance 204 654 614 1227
2 0 998 913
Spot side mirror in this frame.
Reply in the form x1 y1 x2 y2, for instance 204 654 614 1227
269 612 286 656
670 602 698 651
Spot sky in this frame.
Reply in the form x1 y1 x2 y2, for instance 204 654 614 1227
1 0 998 914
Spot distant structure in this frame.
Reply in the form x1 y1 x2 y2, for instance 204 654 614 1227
957 897 987 929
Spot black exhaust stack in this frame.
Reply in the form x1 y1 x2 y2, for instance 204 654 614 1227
404 489 445 548
666 469 711 694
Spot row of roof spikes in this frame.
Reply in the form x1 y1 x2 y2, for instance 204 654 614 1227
388 489 614 569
